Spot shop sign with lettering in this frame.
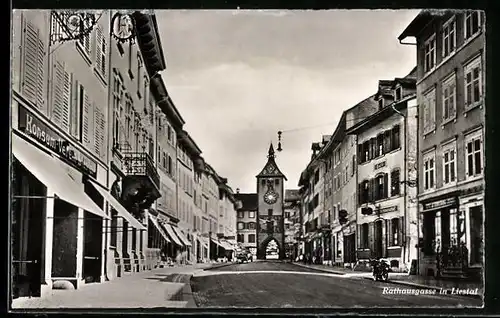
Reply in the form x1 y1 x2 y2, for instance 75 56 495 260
18 105 97 178
374 161 386 170
422 197 457 211
378 206 398 214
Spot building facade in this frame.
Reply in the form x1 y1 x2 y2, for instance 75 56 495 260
346 69 418 272
235 193 258 257
11 10 113 298
284 189 301 260
399 10 485 278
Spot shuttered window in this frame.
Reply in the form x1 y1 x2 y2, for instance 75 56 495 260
51 60 71 133
21 17 45 110
82 88 95 148
95 25 106 78
77 25 91 58
94 104 106 160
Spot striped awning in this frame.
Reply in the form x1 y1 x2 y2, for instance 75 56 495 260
148 213 170 243
161 222 184 247
171 226 192 247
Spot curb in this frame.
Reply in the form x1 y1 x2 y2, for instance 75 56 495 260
206 262 236 270
291 263 351 276
360 277 483 300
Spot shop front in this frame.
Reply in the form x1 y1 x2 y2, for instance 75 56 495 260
419 187 483 279
161 222 185 263
11 130 109 298
342 222 356 266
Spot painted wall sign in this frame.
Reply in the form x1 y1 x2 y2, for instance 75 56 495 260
378 206 398 214
374 161 387 170
18 104 98 178
422 197 457 211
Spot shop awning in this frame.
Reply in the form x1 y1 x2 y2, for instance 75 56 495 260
219 240 234 251
161 223 184 247
197 236 209 249
88 180 146 230
210 238 223 248
12 133 108 219
148 213 170 243
171 226 192 247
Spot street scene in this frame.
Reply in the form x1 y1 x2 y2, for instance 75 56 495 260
10 9 485 311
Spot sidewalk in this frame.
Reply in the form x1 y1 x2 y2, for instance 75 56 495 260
11 263 212 309
292 262 483 299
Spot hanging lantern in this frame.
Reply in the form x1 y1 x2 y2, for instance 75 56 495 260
277 131 283 152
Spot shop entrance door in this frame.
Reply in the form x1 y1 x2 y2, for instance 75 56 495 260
469 206 483 265
82 211 103 283
343 234 356 263
374 220 384 259
12 164 45 299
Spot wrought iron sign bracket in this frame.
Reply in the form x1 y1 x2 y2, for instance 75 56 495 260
50 11 101 44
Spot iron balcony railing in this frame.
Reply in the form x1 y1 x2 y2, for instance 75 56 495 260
122 152 160 189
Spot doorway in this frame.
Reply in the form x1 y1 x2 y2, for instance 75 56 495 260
343 234 356 263
11 162 45 299
469 206 483 265
374 221 383 259
83 211 103 283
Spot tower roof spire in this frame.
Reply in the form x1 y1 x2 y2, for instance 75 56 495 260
268 142 275 158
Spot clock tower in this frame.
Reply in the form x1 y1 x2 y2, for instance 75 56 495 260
255 143 287 260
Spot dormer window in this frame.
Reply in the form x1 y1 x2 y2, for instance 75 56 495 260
395 86 402 101
378 98 384 109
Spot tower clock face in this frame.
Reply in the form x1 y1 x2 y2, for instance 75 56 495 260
264 190 278 205
266 165 276 174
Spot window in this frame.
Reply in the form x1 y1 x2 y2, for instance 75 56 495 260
248 222 256 230
168 155 173 175
275 179 280 186
395 86 402 100
377 134 384 157
77 23 91 58
423 89 436 135
314 170 320 184
442 73 457 122
464 11 481 40
248 234 256 243
389 218 400 246
137 54 143 97
21 18 46 110
423 151 436 190
465 130 483 178
128 43 134 78
237 234 244 243
345 165 349 183
268 209 273 216
442 142 457 185
391 169 400 196
249 211 255 218
442 17 456 58
375 174 388 201
359 180 370 204
351 155 356 176
464 56 483 110
383 130 392 153
424 34 436 73
391 125 400 150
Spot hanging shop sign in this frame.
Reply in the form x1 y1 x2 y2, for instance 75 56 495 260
422 197 457 212
111 12 136 43
18 104 97 178
378 206 398 214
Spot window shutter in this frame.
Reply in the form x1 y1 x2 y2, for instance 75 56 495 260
399 216 404 247
358 183 363 204
383 173 389 199
382 220 388 257
356 225 361 249
370 179 377 202
387 219 393 246
94 105 106 160
368 222 375 257
62 70 72 132
371 138 377 159
70 80 80 138
83 90 95 148
22 18 45 110
51 60 65 126
95 26 103 74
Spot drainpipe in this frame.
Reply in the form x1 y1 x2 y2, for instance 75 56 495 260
391 101 408 268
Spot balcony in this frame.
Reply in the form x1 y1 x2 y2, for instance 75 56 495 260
121 152 161 211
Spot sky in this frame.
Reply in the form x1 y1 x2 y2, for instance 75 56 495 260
155 9 420 194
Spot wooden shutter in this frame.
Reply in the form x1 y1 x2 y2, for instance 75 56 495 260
95 26 103 74
70 80 80 138
94 105 106 160
382 220 388 257
368 222 375 257
82 89 94 148
383 173 389 199
399 216 404 247
22 18 45 110
387 218 393 246
357 183 363 204
356 224 361 249
51 60 65 126
370 178 376 202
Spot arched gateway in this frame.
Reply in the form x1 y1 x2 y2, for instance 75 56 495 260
255 143 287 260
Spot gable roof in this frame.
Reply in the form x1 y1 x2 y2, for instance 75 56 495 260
234 193 258 211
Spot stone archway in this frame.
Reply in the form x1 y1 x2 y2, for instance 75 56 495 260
257 236 284 260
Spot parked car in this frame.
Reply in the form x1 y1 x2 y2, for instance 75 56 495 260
236 253 249 264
